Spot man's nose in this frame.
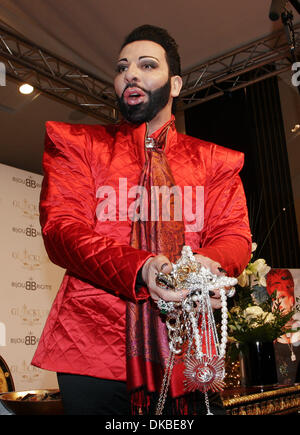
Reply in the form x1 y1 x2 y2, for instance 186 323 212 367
124 63 140 83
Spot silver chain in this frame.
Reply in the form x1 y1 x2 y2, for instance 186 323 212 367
155 312 181 415
154 246 237 415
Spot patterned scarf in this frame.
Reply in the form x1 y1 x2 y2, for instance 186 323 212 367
126 119 188 414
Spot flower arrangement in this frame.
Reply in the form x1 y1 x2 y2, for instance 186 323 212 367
227 243 299 343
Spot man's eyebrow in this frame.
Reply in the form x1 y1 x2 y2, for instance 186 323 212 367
139 56 159 61
117 56 159 63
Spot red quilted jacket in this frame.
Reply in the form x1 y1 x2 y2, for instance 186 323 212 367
31 119 251 381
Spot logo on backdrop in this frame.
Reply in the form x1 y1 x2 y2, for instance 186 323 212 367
12 224 41 238
10 360 42 385
12 175 42 189
10 304 50 327
0 62 5 86
11 278 52 292
12 199 39 220
10 331 39 346
12 248 50 271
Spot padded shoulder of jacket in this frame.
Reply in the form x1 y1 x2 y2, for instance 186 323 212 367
177 131 245 178
45 120 118 149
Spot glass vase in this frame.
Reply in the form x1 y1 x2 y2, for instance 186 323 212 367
239 341 278 387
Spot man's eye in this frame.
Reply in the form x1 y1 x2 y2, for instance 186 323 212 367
116 65 127 73
142 63 156 70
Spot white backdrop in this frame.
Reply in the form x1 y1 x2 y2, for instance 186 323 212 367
0 163 65 391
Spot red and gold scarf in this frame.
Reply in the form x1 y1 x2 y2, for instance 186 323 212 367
126 119 188 413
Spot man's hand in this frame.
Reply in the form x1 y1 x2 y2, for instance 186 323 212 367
141 253 230 310
141 255 189 302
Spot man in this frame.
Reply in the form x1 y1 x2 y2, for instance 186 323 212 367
32 25 251 415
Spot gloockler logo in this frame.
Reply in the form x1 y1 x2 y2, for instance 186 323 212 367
0 62 6 86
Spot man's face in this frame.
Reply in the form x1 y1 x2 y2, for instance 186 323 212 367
114 40 179 124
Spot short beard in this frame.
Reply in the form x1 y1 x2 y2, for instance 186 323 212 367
117 78 171 125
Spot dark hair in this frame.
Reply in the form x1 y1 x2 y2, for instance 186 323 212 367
121 24 181 77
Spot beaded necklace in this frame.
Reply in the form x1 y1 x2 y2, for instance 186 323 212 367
155 246 237 415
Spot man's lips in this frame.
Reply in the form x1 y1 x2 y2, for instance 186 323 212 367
123 87 147 105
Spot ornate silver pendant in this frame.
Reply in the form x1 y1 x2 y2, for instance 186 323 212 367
184 354 226 393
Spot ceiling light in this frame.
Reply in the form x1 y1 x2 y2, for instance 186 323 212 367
19 83 34 95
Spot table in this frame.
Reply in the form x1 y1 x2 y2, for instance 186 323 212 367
221 384 300 415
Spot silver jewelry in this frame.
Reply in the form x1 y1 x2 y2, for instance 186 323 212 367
226 287 236 298
156 298 175 315
155 246 237 415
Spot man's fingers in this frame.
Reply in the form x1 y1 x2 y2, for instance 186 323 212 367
208 285 231 297
162 288 189 302
194 254 228 277
208 288 221 298
210 298 222 310
142 255 172 285
151 286 189 303
153 255 171 269
160 261 172 274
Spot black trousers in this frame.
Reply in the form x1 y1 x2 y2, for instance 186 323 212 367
57 373 226 415
57 373 131 415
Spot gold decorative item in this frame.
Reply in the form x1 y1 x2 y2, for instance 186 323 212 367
0 389 64 415
0 355 14 393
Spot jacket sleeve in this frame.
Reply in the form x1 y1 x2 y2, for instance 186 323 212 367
195 145 252 277
40 121 152 301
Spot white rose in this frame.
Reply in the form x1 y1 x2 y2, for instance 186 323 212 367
264 313 275 323
243 306 264 318
252 259 271 275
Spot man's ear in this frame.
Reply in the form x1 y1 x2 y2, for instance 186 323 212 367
170 75 183 98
